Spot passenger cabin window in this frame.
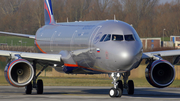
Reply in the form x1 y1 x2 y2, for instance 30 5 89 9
100 34 107 42
125 35 135 41
104 34 111 42
112 35 123 41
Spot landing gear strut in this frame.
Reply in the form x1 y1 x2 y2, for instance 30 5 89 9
109 73 122 97
122 71 134 95
25 61 48 94
109 71 134 98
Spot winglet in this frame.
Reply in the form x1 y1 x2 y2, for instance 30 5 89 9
44 0 55 25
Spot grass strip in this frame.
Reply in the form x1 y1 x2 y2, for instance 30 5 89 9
0 76 180 87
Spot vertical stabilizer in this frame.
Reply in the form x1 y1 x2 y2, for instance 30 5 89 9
44 0 55 25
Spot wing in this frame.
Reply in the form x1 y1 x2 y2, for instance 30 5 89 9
0 50 62 65
0 31 35 39
142 49 180 59
0 50 64 87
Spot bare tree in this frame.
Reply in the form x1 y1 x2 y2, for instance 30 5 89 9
0 0 27 15
1 0 180 38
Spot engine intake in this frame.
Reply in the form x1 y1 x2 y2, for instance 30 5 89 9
145 60 175 88
4 59 34 87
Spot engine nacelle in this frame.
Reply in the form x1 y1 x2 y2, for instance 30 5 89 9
4 59 34 87
145 60 175 88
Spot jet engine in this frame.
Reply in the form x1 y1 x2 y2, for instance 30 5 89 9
145 60 175 88
4 59 34 87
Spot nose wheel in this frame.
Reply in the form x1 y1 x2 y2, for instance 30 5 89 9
109 73 123 97
109 88 122 97
109 72 134 98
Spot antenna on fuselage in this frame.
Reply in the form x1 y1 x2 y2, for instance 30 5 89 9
67 17 69 23
114 15 116 21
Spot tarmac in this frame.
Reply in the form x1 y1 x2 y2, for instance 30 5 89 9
0 86 180 101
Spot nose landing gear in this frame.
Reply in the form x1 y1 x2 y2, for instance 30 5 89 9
109 73 122 97
109 71 134 98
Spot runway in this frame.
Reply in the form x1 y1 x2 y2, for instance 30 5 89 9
0 86 180 101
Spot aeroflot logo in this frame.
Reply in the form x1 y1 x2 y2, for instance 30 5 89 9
93 32 102 44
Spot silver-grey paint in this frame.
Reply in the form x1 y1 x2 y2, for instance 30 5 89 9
35 20 143 74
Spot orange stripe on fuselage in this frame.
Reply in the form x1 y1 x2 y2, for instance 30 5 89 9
64 63 78 67
35 40 47 54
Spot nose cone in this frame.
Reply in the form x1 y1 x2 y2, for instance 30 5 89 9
117 48 135 68
109 42 142 71
120 50 134 64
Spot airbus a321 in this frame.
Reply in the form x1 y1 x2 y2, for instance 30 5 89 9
0 0 180 98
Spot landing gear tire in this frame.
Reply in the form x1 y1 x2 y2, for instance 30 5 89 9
109 88 122 97
116 88 122 97
25 82 32 94
127 80 134 95
109 88 117 97
37 79 43 94
117 80 123 93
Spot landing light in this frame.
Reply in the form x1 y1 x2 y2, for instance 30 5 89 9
54 64 57 67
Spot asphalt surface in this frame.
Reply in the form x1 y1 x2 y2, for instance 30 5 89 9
0 86 180 101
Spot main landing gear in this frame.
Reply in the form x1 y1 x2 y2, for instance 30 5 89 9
25 61 48 94
109 71 134 97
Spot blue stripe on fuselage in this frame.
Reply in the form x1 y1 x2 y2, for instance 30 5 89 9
63 66 104 74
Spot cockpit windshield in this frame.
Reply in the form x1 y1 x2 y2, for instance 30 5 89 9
99 34 135 42
112 35 123 41
104 34 111 42
100 34 107 42
124 35 135 41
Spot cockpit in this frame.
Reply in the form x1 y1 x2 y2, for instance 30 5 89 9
100 34 135 42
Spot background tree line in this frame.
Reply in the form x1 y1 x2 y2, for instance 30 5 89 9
0 0 180 38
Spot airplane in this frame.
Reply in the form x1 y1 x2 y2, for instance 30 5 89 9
0 0 180 98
